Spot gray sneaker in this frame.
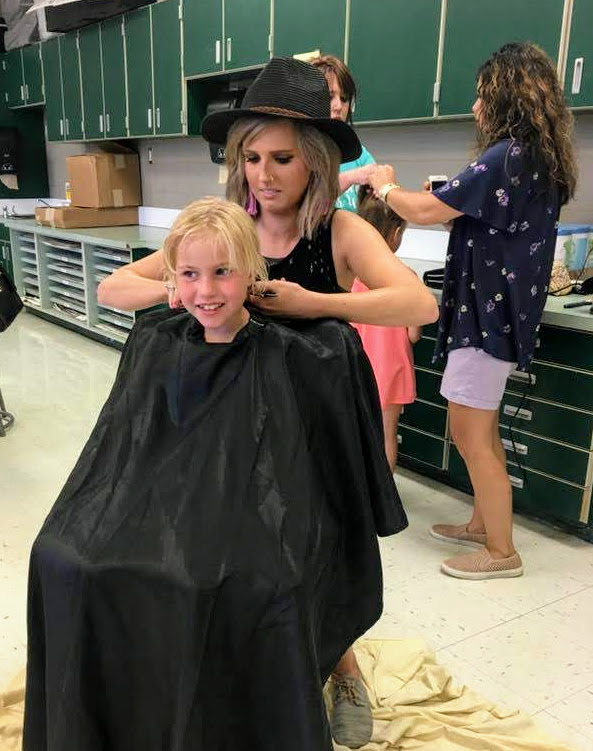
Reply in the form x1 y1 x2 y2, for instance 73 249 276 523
330 675 373 748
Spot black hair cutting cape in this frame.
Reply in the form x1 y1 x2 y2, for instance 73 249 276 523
24 310 407 751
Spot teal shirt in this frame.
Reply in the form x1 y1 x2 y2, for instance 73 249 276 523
335 145 376 212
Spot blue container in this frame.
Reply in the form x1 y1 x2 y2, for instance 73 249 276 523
561 224 589 272
554 225 573 265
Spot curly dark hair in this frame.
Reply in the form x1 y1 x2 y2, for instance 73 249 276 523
476 42 577 205
310 54 357 124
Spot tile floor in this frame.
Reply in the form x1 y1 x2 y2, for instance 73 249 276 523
1 312 593 750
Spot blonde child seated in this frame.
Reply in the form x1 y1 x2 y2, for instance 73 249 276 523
353 189 421 472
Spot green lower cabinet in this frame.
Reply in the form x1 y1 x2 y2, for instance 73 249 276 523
414 336 442 371
506 361 593 413
506 462 587 526
439 0 565 116
350 0 441 122
415 367 446 407
400 399 448 438
447 445 472 492
499 426 590 487
273 0 346 59
500 393 593 451
398 425 446 470
535 325 593 372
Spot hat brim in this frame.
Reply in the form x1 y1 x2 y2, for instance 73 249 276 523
201 109 362 164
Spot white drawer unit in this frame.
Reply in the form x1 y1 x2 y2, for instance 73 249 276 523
89 245 135 339
39 236 88 323
12 231 41 306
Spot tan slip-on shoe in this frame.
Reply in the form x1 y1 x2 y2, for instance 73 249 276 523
441 548 523 579
430 523 487 548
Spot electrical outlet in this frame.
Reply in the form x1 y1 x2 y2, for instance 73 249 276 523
148 147 153 164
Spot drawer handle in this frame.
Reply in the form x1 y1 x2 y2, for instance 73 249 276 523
397 434 402 445
215 39 221 65
509 474 524 489
509 370 535 385
502 437 528 456
503 404 532 421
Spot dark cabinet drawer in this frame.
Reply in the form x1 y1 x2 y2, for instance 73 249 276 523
414 336 444 372
400 399 448 438
506 463 587 526
500 426 591 487
506 361 593 413
398 425 446 469
535 325 593 372
415 367 446 407
500 394 593 451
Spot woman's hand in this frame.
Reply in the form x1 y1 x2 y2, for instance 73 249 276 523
369 164 398 195
165 283 183 309
249 279 319 318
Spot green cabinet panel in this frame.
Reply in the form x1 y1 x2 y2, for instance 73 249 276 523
1 240 13 282
535 325 593 372
349 0 441 122
506 361 593 413
415 367 446 407
224 0 269 71
183 0 223 77
398 425 446 470
400 399 448 438
60 34 84 140
414 335 443 372
21 45 44 105
500 393 593 451
273 0 345 59
101 17 128 138
152 0 183 135
439 0 565 116
565 0 593 108
41 38 64 141
79 25 105 140
2 50 23 107
125 7 153 136
506 463 586 526
500 426 590 487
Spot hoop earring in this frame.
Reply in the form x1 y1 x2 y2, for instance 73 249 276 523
246 190 258 217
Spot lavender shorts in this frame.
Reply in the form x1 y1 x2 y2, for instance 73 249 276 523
440 348 517 411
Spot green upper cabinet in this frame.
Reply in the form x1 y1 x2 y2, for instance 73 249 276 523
41 37 65 141
78 25 105 140
126 0 184 137
183 0 224 77
349 0 441 122
439 0 565 116
273 0 346 59
224 0 270 71
183 0 269 78
125 6 153 136
101 17 128 138
152 0 183 135
564 0 593 108
1 45 43 108
60 33 84 140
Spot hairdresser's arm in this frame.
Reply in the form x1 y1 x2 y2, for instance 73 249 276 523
369 165 462 225
97 249 169 311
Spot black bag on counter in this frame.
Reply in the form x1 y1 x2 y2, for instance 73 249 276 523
45 0 155 33
0 262 23 332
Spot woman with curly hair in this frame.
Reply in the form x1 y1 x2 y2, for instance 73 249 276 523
370 42 577 579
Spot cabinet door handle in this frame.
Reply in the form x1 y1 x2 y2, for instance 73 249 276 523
20 84 24 101
99 114 104 133
509 370 535 385
65 118 70 136
148 108 152 129
501 437 528 456
215 39 221 64
502 404 532 421
106 113 111 133
572 57 584 95
156 107 160 130
59 118 64 136
25 84 29 101
226 37 232 63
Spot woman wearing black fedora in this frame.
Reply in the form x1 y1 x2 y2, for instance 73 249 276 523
97 57 437 748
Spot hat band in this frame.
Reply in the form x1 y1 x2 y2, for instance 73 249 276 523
249 106 311 119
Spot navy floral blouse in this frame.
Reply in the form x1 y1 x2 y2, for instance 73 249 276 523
432 139 560 371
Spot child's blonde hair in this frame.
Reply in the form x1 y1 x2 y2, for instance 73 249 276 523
163 197 268 284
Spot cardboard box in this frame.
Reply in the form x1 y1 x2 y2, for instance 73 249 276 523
66 153 141 208
35 206 138 229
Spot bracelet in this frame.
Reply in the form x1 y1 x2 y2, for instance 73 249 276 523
377 182 401 203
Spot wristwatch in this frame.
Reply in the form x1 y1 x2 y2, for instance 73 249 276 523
377 182 401 203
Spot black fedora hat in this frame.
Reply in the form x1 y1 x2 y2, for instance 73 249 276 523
201 57 362 163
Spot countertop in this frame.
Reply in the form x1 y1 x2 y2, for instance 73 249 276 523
2 218 168 250
400 257 593 334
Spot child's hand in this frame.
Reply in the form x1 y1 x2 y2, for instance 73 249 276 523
407 326 422 344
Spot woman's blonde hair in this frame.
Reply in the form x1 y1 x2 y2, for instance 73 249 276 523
162 196 268 284
476 42 577 205
225 117 341 239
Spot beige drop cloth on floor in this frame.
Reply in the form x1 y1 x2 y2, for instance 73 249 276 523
1 639 575 751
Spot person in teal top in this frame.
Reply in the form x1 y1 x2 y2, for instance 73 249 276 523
312 55 377 213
